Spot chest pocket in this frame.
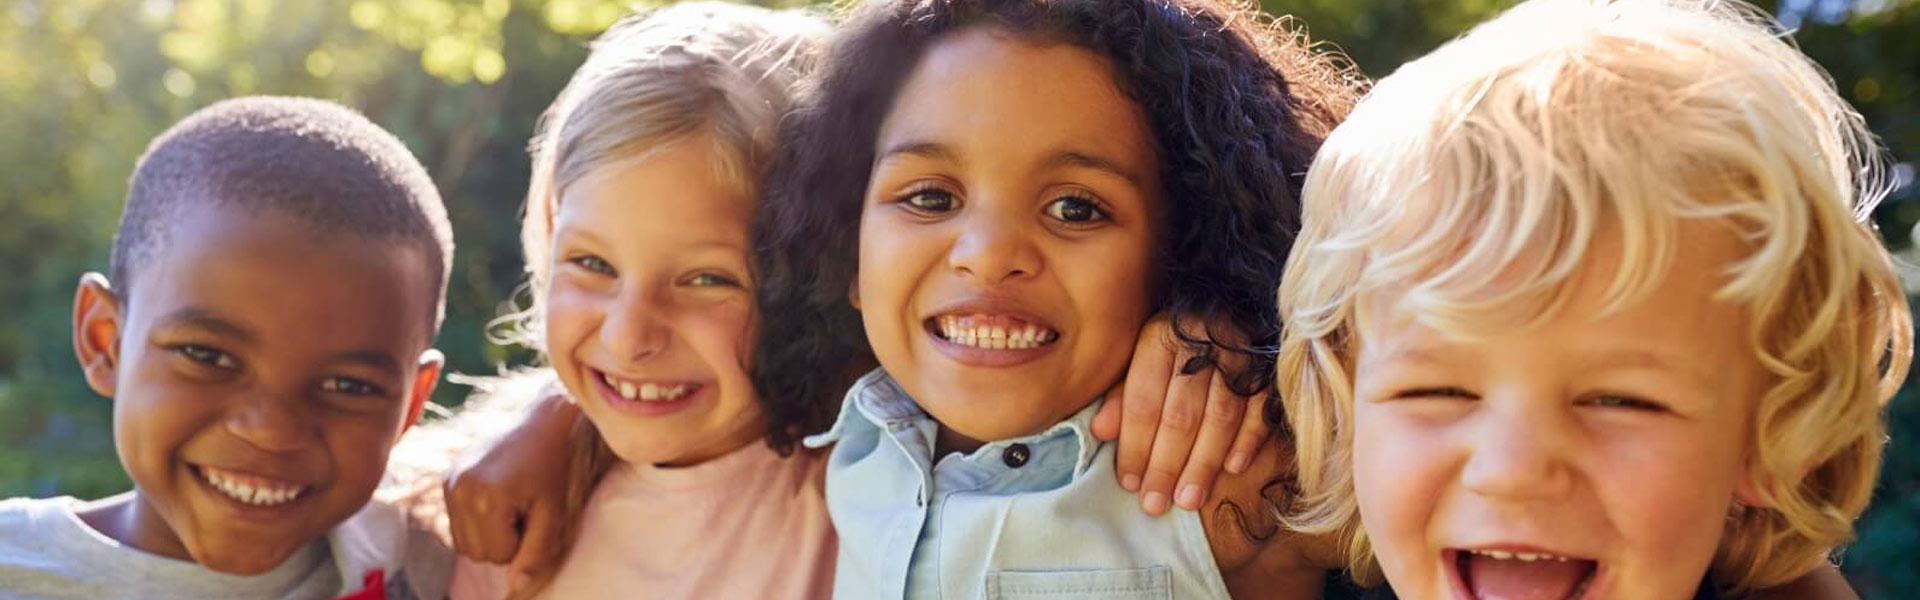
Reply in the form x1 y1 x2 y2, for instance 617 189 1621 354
984 566 1171 600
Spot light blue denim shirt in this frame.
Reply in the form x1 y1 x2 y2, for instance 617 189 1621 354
805 369 1230 600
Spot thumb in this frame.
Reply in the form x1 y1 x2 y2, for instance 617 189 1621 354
1092 385 1123 441
508 500 566 587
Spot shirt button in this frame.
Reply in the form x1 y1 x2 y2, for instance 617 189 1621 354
1002 443 1031 468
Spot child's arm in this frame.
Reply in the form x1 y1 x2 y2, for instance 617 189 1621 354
1201 438 1343 598
1092 312 1272 515
441 387 580 589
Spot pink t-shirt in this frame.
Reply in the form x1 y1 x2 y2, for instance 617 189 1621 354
448 443 834 600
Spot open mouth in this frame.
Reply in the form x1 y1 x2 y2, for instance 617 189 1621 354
597 370 700 402
1449 548 1599 600
192 464 308 507
927 314 1061 350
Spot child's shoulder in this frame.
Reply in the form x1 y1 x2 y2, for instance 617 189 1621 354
330 496 455 600
0 496 122 598
0 495 84 545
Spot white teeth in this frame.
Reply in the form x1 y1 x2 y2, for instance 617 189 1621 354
200 466 303 507
937 318 1059 350
1472 549 1573 563
601 372 693 402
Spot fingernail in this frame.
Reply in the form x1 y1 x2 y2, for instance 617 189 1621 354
1227 452 1250 474
1177 484 1202 509
1121 473 1141 492
1143 491 1170 515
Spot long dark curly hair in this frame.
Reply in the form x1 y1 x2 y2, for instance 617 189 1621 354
753 0 1359 453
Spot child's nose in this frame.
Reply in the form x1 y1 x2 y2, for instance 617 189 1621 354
948 203 1042 285
224 394 317 453
1460 404 1574 500
601 285 670 363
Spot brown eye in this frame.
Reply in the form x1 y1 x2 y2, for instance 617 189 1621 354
1043 194 1107 224
177 344 237 369
901 188 957 214
320 377 382 396
687 273 741 288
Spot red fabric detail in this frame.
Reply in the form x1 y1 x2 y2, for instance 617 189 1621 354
330 569 387 600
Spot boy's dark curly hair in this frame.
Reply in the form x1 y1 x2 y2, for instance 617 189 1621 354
753 0 1359 453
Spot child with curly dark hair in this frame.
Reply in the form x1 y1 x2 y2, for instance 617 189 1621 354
752 0 1359 595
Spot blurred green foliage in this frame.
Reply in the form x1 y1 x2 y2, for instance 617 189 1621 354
0 0 1913 595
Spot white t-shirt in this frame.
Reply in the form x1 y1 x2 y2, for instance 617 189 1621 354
0 495 447 600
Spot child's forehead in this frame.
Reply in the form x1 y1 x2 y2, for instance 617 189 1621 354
132 206 439 351
1355 218 1755 348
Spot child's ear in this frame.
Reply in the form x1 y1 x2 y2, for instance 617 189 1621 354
1735 457 1771 508
847 277 861 310
71 273 122 398
399 349 445 434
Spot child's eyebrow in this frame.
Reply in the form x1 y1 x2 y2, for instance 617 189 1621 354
154 307 253 342
328 349 404 379
1576 348 1716 390
1043 150 1146 188
875 139 956 165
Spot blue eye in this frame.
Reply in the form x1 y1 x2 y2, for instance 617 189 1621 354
900 188 958 214
1044 194 1108 224
320 377 383 396
568 255 615 275
176 344 237 369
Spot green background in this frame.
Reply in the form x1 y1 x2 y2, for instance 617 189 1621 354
2 0 1915 595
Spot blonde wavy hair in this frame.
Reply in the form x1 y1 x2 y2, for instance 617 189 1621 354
384 4 825 598
1274 0 1912 594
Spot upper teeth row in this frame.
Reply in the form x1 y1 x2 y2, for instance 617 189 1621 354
1472 549 1572 562
202 467 303 506
938 317 1057 350
603 373 690 402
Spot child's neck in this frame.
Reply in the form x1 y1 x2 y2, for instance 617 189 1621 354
76 491 191 562
650 425 765 469
933 425 987 457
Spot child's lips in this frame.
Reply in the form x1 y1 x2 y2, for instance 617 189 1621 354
585 367 709 417
1446 547 1602 600
921 297 1064 366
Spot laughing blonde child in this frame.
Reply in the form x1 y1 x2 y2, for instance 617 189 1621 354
1276 1 1911 598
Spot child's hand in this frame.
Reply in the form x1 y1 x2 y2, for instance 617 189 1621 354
1093 312 1269 516
443 385 577 590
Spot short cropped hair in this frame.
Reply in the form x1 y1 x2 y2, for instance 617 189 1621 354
1275 0 1912 593
111 96 453 333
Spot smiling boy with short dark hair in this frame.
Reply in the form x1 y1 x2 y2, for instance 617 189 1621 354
0 96 454 600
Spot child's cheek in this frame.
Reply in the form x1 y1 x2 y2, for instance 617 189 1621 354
1351 399 1454 595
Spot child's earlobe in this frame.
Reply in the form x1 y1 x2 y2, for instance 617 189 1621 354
1734 460 1771 508
401 349 446 433
847 278 862 310
71 273 122 398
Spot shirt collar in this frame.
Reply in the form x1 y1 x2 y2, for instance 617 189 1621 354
805 368 1105 476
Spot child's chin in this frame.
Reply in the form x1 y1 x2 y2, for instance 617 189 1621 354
184 532 316 575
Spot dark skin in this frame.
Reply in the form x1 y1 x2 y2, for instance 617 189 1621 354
70 206 442 574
